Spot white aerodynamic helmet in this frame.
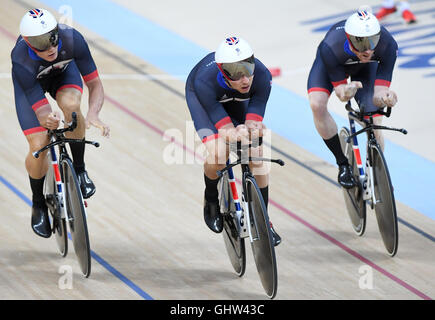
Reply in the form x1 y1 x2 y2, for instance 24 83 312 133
20 8 59 51
215 37 255 81
345 7 381 52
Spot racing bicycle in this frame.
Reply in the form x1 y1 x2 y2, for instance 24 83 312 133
339 101 407 256
33 112 99 277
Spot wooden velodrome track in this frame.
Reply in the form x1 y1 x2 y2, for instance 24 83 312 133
0 0 434 300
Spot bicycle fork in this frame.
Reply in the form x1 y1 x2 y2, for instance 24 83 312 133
349 119 376 206
48 145 67 221
227 166 251 240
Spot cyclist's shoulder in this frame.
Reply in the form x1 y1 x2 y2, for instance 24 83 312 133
195 52 217 72
11 38 39 74
11 36 27 59
59 25 85 47
190 53 219 82
58 24 81 38
250 57 271 89
374 27 398 59
323 20 346 43
380 26 398 48
253 57 269 76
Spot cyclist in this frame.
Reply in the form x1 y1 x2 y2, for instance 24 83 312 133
307 7 398 189
375 1 417 24
185 37 281 246
11 9 109 238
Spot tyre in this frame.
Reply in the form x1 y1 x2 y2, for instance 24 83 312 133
218 173 246 277
62 158 91 277
44 155 68 257
245 175 277 299
371 144 399 256
339 127 367 236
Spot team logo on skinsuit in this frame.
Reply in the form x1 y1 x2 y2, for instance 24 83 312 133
37 59 73 79
226 37 239 45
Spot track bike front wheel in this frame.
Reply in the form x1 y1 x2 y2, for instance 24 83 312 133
62 158 91 277
218 173 246 277
371 144 398 257
245 175 277 299
339 127 367 236
44 154 68 257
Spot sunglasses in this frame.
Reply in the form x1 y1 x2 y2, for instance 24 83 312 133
219 55 255 81
24 26 59 52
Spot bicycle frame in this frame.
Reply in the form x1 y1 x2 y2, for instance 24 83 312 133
347 113 377 207
345 101 407 207
48 142 67 220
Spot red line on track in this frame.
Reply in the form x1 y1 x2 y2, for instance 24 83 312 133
0 25 17 41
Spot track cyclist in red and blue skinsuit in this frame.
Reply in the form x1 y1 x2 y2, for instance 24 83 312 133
307 7 399 189
185 37 281 246
11 9 109 238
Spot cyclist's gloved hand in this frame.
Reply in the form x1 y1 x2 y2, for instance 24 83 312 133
336 81 363 102
86 112 110 137
218 124 238 143
45 111 61 130
245 120 265 138
381 89 398 107
236 124 250 144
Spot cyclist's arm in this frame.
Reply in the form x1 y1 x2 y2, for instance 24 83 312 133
73 28 102 113
245 65 271 133
85 76 104 118
373 41 398 108
195 79 232 130
319 42 351 101
12 63 59 129
373 85 397 108
73 29 109 136
335 81 363 102
73 29 99 83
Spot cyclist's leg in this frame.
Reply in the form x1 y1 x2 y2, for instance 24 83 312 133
52 63 95 198
308 52 355 187
14 77 51 237
14 74 50 192
307 49 337 139
307 52 347 162
53 62 85 141
248 143 282 245
353 63 385 150
26 130 52 237
186 86 228 232
186 87 229 179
